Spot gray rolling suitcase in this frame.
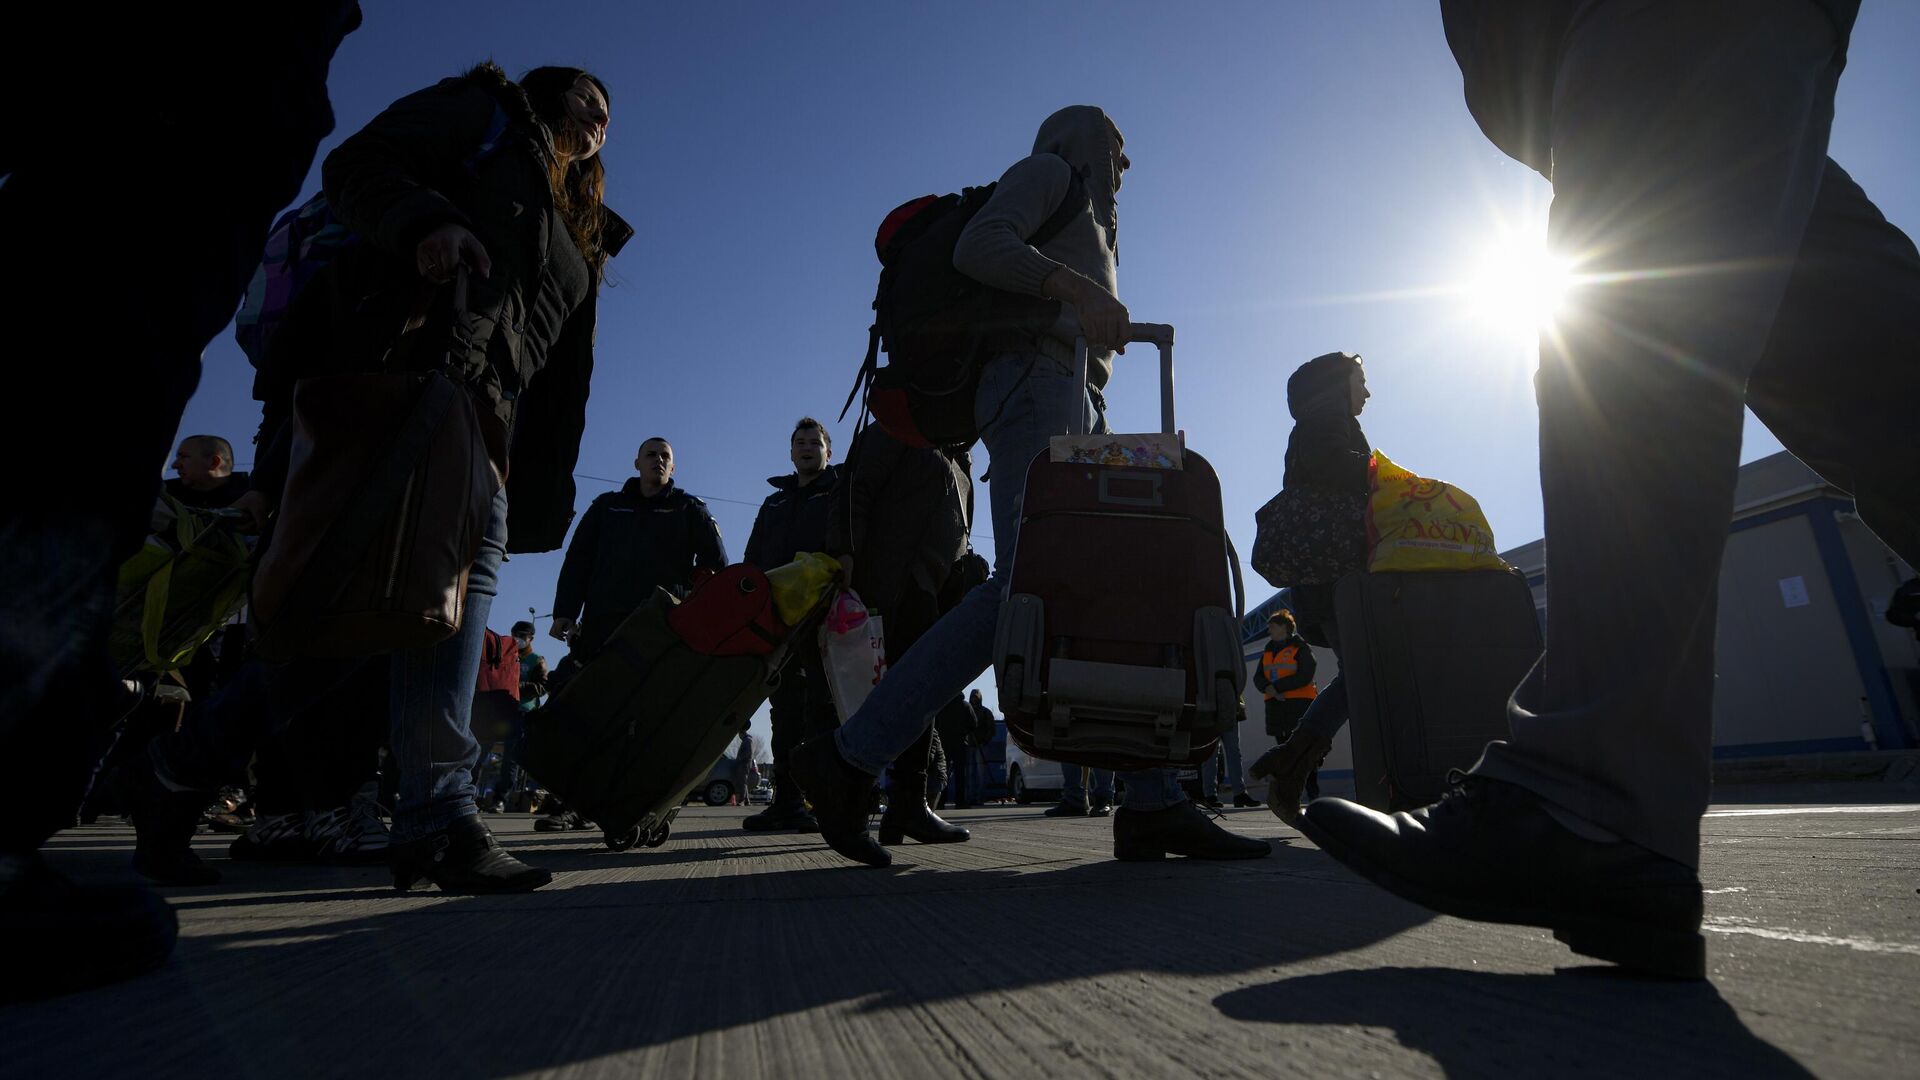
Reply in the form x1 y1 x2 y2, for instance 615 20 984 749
1335 569 1543 810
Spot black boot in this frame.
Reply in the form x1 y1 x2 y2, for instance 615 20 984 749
1300 774 1706 979
743 770 819 832
1247 730 1334 826
123 758 221 887
787 735 890 867
877 787 970 845
2 852 178 1003
390 814 553 894
742 803 819 832
1112 801 1272 861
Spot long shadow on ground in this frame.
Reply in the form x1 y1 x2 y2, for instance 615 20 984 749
1215 967 1812 1077
10 839 1428 1076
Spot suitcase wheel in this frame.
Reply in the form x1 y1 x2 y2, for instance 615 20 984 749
604 825 642 852
643 821 671 848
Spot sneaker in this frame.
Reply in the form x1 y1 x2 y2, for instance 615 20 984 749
1233 791 1261 809
307 805 391 866
534 809 587 832
229 812 315 862
1045 801 1089 818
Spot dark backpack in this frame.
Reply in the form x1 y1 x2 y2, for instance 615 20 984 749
841 161 1088 449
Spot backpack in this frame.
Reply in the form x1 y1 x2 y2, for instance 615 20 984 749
233 104 512 367
108 496 254 678
840 160 1088 449
477 628 523 699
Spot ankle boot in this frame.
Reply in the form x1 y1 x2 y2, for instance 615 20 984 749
787 735 890 867
390 814 552 894
1247 730 1335 826
123 760 221 887
877 786 970 845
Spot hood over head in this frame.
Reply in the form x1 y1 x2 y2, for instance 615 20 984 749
1287 351 1363 420
1032 105 1122 240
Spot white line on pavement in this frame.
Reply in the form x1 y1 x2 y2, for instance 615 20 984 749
1704 918 1920 956
1705 805 1920 818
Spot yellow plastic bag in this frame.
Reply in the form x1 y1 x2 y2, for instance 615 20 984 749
1366 451 1509 573
766 552 841 625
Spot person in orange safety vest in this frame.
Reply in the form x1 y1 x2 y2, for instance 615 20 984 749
1250 609 1320 799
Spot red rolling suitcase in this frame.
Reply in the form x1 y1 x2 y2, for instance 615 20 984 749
993 324 1246 772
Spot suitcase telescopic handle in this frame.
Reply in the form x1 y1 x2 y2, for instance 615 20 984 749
1071 322 1176 436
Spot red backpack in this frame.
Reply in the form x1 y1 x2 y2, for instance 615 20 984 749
477 628 522 699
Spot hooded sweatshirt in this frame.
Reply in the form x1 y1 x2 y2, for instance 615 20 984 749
1281 352 1371 634
953 105 1123 389
1282 352 1370 495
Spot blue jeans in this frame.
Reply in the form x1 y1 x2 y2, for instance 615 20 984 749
835 347 1180 812
388 487 507 841
1061 764 1114 807
1202 723 1247 797
1298 634 1349 743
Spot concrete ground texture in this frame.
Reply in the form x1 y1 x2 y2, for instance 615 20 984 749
9 783 1918 1079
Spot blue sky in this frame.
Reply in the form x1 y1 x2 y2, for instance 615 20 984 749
175 1 1920 723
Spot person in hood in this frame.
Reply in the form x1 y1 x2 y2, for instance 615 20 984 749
551 437 728 658
1248 352 1370 824
741 418 842 832
790 106 1269 868
1303 1 1917 982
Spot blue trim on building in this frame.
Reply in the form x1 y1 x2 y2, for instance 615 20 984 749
1504 494 1910 752
1712 736 1870 759
1797 497 1910 749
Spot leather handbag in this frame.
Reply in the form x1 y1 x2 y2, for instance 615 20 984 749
252 271 504 661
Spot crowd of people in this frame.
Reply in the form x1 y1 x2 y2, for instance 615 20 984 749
5 0 1914 1003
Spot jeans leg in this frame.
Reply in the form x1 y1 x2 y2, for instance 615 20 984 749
1299 674 1350 741
1469 0 1844 868
1222 724 1246 792
388 487 507 841
834 351 1079 774
1060 764 1085 806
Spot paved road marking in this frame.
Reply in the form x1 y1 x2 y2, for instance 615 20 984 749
1704 916 1920 956
1705 805 1920 818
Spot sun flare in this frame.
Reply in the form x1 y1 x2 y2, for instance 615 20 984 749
1462 230 1576 335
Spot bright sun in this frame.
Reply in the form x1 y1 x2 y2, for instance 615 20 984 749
1462 230 1576 334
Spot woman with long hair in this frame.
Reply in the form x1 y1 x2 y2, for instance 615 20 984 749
241 62 632 892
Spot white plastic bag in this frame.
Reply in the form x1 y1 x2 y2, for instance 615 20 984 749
819 590 886 723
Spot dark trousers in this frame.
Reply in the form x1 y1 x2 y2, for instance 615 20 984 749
1466 0 1920 868
1263 697 1311 740
767 650 837 811
0 7 356 853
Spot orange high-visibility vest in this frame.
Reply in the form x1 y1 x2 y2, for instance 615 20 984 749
1261 644 1318 701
